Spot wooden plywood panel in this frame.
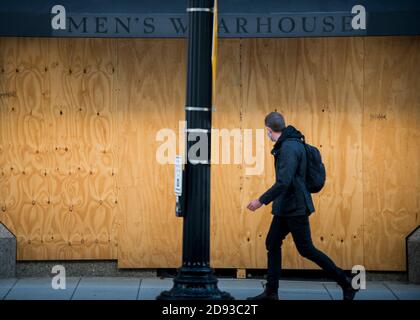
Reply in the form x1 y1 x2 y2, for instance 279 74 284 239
0 37 118 260
240 38 277 268
318 37 364 269
240 37 364 270
46 38 118 260
0 38 17 227
0 37 51 259
116 39 185 268
363 36 420 270
210 39 243 268
0 36 418 271
269 38 330 270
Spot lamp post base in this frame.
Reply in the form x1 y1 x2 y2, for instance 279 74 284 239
156 267 234 300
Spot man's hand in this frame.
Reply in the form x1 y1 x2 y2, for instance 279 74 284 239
247 199 263 212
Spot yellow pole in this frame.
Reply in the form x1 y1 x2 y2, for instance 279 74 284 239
211 0 218 104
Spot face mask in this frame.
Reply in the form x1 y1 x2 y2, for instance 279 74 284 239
267 130 274 142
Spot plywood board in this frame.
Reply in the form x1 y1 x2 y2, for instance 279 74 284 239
0 36 419 271
363 36 420 270
115 39 185 268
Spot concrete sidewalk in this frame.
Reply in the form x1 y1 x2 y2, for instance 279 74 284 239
1 277 420 300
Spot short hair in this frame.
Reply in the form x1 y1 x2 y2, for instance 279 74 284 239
265 112 286 132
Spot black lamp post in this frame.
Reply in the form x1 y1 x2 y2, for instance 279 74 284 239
157 0 232 300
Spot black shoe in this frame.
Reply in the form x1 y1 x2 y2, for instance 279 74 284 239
246 286 279 300
342 277 360 301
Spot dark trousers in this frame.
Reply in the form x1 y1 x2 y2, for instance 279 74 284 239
266 214 349 290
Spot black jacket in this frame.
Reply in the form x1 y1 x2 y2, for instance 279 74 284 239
259 125 315 216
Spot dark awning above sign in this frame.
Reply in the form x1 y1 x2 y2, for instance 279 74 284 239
0 0 419 38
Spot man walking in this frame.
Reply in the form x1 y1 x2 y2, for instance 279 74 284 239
246 112 358 300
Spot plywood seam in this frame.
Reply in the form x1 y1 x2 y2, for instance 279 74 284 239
112 38 119 259
361 37 366 270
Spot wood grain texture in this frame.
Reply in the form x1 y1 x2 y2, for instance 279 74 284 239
0 37 52 259
240 38 276 268
115 39 185 268
240 37 364 270
317 37 365 269
46 38 118 260
363 36 420 270
0 36 419 270
210 39 243 268
0 37 118 259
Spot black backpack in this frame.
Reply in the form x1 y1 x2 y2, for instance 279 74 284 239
300 136 326 193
